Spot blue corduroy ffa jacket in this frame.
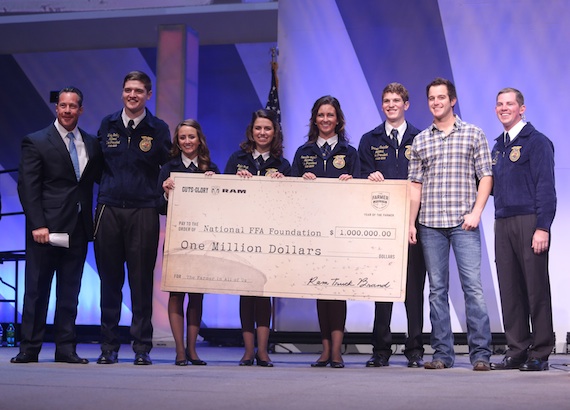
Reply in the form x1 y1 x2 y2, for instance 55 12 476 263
491 122 556 230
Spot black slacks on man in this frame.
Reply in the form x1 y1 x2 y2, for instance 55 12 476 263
495 214 554 360
20 217 87 355
94 206 159 354
371 240 426 360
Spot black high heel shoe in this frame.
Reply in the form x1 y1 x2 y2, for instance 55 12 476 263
186 352 207 366
310 359 331 367
239 358 254 366
330 361 345 368
175 356 188 366
255 353 274 367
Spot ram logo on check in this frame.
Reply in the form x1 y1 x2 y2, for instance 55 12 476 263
161 173 410 301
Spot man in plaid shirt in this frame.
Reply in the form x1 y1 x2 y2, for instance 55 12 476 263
408 78 493 371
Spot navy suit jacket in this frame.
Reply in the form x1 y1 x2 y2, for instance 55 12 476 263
18 123 102 241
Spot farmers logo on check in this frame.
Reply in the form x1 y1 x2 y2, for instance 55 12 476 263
371 192 389 211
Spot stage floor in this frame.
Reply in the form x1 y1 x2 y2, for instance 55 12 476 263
1 343 569 409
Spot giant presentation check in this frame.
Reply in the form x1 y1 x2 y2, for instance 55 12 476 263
161 174 410 301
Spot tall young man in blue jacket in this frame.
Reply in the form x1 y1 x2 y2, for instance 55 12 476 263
95 71 171 365
490 88 556 371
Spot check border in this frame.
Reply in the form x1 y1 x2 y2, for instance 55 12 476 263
161 174 410 301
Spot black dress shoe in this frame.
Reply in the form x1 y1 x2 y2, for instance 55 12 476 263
407 354 424 368
97 350 118 364
365 353 389 367
134 352 152 365
10 352 39 363
310 359 330 367
55 352 89 364
519 358 549 371
490 356 526 370
330 361 345 368
186 352 207 366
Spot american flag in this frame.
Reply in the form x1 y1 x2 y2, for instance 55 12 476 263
265 59 281 125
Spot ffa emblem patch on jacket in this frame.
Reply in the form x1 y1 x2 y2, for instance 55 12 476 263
509 146 521 162
139 136 153 152
332 155 346 169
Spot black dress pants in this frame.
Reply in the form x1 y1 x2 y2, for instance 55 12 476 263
94 205 159 353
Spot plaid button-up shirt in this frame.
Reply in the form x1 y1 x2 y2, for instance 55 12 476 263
408 115 492 228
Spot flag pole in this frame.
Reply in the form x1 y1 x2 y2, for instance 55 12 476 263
266 47 281 125
270 47 279 88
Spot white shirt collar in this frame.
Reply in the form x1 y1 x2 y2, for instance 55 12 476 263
121 109 147 129
253 150 270 161
505 120 526 142
181 154 198 168
54 119 81 141
385 122 408 144
317 135 338 149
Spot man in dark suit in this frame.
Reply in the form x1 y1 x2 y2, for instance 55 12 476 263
11 87 102 364
358 82 427 368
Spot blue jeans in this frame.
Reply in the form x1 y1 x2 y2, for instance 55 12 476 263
419 224 492 367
